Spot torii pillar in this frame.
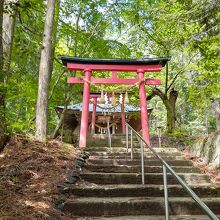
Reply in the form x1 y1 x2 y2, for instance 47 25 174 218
79 69 91 148
138 69 150 145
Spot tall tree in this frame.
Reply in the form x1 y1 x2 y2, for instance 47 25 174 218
35 0 57 141
147 63 180 133
0 0 6 148
3 0 17 73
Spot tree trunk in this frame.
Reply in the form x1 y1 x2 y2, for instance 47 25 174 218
35 0 56 141
49 0 60 74
166 89 178 133
147 87 178 133
52 93 70 139
3 0 17 74
212 102 220 130
216 114 220 131
166 103 175 133
53 104 67 139
52 1 79 139
0 0 7 149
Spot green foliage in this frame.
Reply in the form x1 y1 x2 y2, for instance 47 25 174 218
3 0 219 136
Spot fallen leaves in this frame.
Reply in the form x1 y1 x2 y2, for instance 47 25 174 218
0 135 79 219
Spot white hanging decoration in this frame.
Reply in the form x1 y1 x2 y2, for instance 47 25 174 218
111 92 116 107
124 91 130 105
104 93 108 104
119 93 123 104
100 88 105 104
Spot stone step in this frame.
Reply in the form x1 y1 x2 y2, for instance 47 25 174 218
84 164 200 173
88 134 128 138
76 215 220 220
87 139 139 144
72 184 220 198
86 137 139 142
89 151 182 157
63 197 220 216
86 143 140 148
87 135 139 141
89 155 185 160
87 158 193 166
80 173 210 185
85 147 181 153
86 147 133 152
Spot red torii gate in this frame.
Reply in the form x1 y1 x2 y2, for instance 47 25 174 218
59 56 170 148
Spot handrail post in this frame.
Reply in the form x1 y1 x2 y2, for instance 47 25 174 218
163 165 169 220
140 140 145 184
126 123 129 152
107 120 112 152
157 126 162 148
130 129 133 160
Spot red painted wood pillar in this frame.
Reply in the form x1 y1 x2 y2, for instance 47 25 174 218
121 101 126 134
79 69 91 148
91 97 97 134
138 69 150 146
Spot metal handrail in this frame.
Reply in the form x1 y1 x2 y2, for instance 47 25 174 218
125 122 218 220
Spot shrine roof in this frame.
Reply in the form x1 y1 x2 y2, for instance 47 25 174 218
59 56 170 67
57 103 153 113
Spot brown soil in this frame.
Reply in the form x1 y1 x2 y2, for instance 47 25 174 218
0 135 80 220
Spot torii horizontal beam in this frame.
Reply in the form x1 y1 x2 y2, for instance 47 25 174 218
68 77 161 85
67 63 162 72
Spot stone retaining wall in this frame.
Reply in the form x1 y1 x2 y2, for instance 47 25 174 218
188 131 220 168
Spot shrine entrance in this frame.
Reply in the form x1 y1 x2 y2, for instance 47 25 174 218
59 56 170 148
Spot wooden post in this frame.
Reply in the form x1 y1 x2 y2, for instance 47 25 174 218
79 69 91 148
91 98 97 134
121 101 126 134
157 126 162 148
112 124 115 134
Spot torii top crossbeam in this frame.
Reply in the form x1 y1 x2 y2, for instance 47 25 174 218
59 56 170 148
60 56 168 71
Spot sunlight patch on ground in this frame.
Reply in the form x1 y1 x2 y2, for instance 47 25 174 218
24 200 50 209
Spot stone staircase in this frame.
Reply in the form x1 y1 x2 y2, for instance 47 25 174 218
61 142 220 219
